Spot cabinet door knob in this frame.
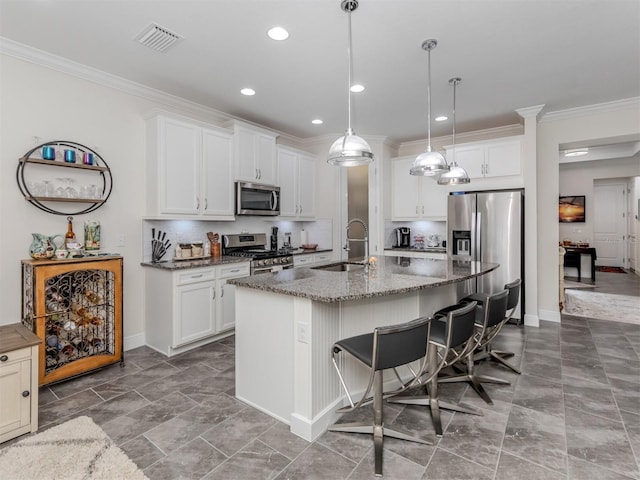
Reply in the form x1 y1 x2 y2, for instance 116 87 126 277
22 390 30 397
0 355 8 362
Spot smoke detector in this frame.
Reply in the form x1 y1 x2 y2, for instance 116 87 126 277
136 23 182 52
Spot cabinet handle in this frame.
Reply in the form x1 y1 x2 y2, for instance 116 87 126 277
416 206 419 214
0 355 8 362
221 285 225 298
212 289 216 300
191 274 204 279
255 168 259 179
228 269 240 273
204 198 208 211
22 390 30 397
196 197 200 210
299 205 303 214
258 168 262 179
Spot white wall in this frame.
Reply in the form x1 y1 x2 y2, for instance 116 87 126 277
559 156 640 244
537 100 640 320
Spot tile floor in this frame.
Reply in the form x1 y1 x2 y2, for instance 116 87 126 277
4 271 639 479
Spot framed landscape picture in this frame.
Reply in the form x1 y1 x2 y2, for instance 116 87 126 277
559 195 585 223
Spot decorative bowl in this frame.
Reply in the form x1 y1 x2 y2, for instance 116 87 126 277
301 244 318 250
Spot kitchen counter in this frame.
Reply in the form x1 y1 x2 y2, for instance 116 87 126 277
233 256 499 441
140 256 249 270
229 256 496 303
385 246 447 254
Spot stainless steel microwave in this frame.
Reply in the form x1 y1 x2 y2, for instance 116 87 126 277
236 181 280 216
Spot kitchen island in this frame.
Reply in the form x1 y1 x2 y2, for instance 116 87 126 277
228 256 498 441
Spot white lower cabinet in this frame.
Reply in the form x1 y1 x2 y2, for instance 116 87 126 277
145 262 250 356
0 324 40 443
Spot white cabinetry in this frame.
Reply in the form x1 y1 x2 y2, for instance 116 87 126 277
145 262 250 356
229 121 278 184
146 114 234 219
384 250 447 260
0 324 40 444
294 251 333 268
277 146 316 219
391 156 447 220
445 136 522 179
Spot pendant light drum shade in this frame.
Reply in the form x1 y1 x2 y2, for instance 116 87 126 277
327 0 373 167
410 39 448 176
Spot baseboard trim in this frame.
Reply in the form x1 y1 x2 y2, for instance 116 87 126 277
538 309 561 323
124 333 145 351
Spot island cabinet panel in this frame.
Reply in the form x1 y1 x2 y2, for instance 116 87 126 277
235 280 468 441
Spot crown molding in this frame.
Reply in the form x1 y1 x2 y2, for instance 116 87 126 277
541 97 640 123
401 124 524 152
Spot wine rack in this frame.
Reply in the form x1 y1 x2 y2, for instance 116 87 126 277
21 256 123 385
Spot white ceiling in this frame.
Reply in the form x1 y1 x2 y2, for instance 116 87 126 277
1 0 639 143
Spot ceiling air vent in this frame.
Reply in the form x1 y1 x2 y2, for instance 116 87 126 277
136 23 182 52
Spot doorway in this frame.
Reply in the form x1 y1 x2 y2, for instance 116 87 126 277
593 180 627 268
346 165 369 260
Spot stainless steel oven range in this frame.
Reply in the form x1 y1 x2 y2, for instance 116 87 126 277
222 233 294 275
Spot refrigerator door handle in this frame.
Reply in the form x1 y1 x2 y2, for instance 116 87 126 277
473 212 481 261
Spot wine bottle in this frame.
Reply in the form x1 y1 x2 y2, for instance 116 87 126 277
65 216 76 248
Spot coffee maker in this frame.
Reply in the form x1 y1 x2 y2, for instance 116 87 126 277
394 227 411 248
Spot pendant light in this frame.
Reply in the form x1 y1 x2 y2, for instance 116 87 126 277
438 77 470 185
327 0 374 167
410 39 448 176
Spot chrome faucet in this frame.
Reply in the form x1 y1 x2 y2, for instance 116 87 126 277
344 218 369 264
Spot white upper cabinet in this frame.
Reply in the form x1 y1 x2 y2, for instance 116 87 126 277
445 136 522 179
391 156 447 220
277 145 316 220
146 114 234 219
230 121 278 185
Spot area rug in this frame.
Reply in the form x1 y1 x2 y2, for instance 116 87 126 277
0 416 148 480
596 266 627 273
564 289 640 325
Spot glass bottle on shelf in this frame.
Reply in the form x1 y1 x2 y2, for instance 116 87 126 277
65 216 76 249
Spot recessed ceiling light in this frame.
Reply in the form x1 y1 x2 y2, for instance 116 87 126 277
267 26 289 41
435 116 448 122
564 148 589 157
240 88 255 96
350 84 365 93
312 119 323 125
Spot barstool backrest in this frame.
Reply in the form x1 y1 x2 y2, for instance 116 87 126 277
505 279 522 312
444 301 478 349
373 317 431 371
484 289 509 329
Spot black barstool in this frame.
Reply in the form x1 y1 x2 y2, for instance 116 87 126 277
437 289 509 404
329 317 433 476
388 301 481 437
465 279 522 373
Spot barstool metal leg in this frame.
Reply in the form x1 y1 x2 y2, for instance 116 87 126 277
373 372 383 476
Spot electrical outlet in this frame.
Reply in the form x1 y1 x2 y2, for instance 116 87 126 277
115 234 126 247
297 323 309 344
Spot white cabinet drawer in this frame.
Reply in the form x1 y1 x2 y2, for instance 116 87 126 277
0 347 31 364
313 253 332 265
218 263 250 279
294 255 314 267
176 268 216 285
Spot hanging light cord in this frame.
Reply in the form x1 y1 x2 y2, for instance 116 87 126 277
346 3 354 134
426 45 432 151
451 78 456 164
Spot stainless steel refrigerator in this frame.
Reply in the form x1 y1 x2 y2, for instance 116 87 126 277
447 189 524 321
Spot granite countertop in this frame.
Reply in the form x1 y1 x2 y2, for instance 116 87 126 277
228 256 498 303
141 256 250 270
385 247 447 253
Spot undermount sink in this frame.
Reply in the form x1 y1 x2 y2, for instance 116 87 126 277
311 262 366 272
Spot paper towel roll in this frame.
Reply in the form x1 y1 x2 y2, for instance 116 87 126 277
300 229 308 246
